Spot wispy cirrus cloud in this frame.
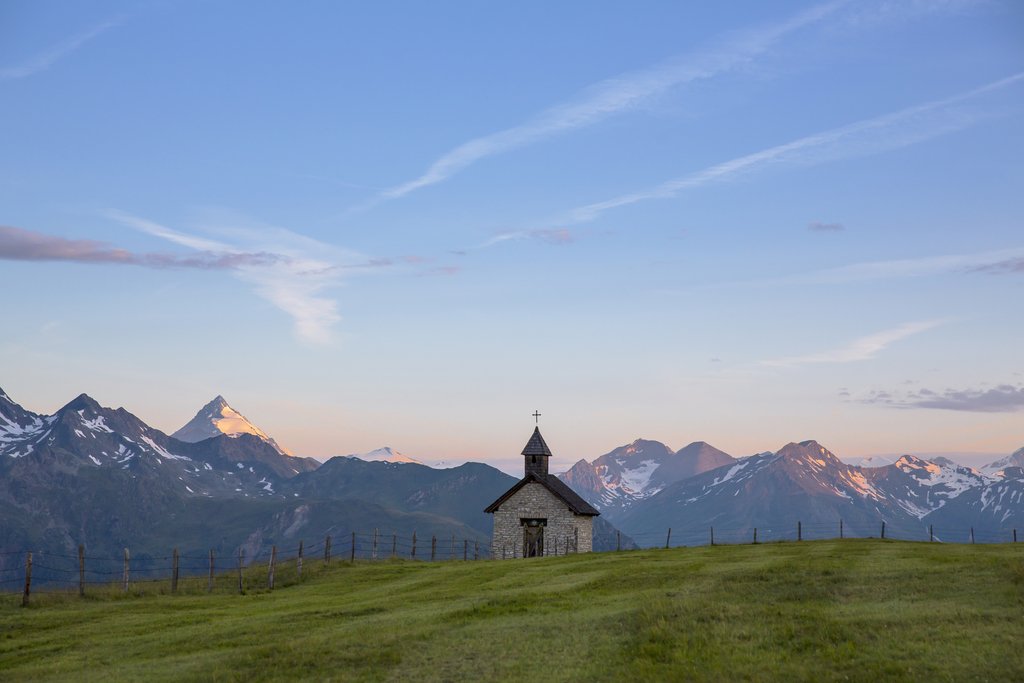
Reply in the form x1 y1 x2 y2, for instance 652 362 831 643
0 18 122 81
797 247 1024 285
477 228 575 250
107 210 385 344
564 73 1024 224
864 384 1024 412
373 1 848 203
762 320 947 367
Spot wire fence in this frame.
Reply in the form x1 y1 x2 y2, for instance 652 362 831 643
618 519 1020 550
0 530 495 606
2 519 1019 607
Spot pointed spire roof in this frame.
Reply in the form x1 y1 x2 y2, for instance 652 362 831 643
521 426 552 457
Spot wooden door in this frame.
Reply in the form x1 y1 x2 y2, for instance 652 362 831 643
523 525 544 557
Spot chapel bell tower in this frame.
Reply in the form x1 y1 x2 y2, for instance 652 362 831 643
522 426 552 476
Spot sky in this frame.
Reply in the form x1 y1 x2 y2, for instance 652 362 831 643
1 0 1022 474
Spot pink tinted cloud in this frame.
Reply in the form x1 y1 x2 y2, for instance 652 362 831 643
0 225 281 269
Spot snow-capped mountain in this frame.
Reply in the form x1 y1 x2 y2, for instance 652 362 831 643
845 455 896 468
560 439 735 518
866 455 991 520
347 446 424 465
0 389 317 494
172 395 292 456
980 446 1024 478
1 391 190 467
343 447 462 469
926 465 1024 533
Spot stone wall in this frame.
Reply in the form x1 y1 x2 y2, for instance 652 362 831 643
490 482 594 559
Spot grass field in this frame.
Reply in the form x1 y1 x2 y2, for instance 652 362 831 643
1 539 1022 681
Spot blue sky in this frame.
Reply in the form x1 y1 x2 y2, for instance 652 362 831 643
2 0 1022 472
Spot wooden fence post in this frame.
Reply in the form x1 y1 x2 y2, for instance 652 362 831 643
411 532 417 560
710 526 715 546
372 529 378 560
268 545 277 590
208 550 215 593
881 521 886 539
123 548 130 592
616 531 621 552
237 548 245 594
171 547 179 594
502 545 507 560
325 535 332 564
392 534 397 559
297 540 303 579
840 519 844 539
474 541 479 560
574 527 579 553
21 552 31 608
665 528 672 549
351 532 356 562
78 544 85 597
970 528 975 544
797 521 802 542
929 525 934 542
463 539 468 561
431 536 437 562
753 528 758 544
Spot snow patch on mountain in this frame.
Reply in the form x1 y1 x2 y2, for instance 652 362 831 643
1 412 55 458
79 411 114 434
140 435 191 462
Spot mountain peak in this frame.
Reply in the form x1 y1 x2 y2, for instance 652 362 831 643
60 393 102 413
172 396 292 456
777 440 842 465
894 454 938 473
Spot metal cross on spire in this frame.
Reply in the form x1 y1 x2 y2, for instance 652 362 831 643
532 410 542 424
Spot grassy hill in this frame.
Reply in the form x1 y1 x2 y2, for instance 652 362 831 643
1 539 1022 681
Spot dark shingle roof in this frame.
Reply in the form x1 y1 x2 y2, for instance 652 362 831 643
484 473 600 516
521 427 552 457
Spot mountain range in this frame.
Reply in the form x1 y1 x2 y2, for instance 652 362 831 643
2 386 1021 583
558 437 1024 545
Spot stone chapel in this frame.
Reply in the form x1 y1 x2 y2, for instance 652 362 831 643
485 426 599 558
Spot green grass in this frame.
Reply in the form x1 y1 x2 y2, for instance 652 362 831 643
1 539 1022 681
